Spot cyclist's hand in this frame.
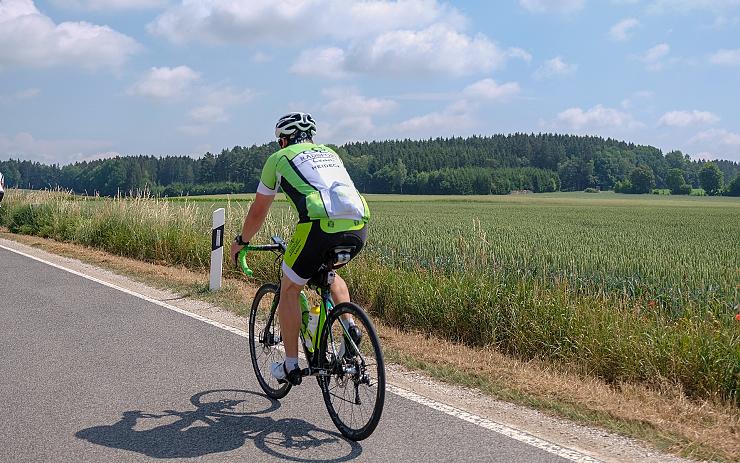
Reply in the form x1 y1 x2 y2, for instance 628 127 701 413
230 241 243 266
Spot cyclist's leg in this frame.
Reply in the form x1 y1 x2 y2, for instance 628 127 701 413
330 274 355 326
274 222 314 384
277 274 303 360
329 225 367 313
330 273 350 304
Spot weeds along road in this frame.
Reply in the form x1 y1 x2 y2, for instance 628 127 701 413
0 245 598 463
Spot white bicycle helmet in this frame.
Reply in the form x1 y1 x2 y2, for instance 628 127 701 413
275 112 317 138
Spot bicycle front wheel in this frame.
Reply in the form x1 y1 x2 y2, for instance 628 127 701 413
318 302 385 441
249 283 291 399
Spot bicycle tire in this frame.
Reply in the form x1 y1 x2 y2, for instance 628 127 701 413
318 302 385 441
249 283 291 399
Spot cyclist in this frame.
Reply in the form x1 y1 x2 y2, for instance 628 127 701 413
231 112 369 386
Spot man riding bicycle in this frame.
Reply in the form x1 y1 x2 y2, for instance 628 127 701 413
231 112 369 386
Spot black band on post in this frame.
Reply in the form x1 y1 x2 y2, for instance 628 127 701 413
211 225 225 251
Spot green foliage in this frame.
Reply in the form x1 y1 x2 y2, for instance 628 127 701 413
664 150 688 170
675 184 692 195
151 181 248 197
629 165 656 194
3 134 739 197
726 173 740 197
666 168 688 194
699 162 724 196
402 167 559 195
613 179 632 193
3 190 738 405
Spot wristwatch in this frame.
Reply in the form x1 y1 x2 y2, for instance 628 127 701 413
234 234 249 246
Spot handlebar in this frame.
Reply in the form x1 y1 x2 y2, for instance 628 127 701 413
237 236 287 277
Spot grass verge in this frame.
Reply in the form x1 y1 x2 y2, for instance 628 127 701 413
1 191 737 407
2 231 737 462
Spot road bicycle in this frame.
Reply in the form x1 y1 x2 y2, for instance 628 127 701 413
237 236 385 441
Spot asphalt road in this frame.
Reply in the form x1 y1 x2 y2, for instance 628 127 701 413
0 246 579 462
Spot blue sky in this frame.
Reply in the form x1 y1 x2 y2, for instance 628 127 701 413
1 0 739 164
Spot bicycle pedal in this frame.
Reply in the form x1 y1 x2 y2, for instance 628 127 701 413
286 368 303 386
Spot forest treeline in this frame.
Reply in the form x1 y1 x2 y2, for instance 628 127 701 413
1 133 739 196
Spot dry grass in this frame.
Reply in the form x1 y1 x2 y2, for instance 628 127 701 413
2 230 737 461
381 326 739 460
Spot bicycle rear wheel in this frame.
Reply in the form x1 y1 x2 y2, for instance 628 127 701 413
249 283 291 399
318 302 385 441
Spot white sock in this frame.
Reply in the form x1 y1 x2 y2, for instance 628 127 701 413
284 357 299 370
341 318 356 330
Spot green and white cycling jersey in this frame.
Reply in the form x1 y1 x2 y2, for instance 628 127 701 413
257 143 370 225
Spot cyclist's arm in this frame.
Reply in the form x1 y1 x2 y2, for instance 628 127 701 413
239 192 274 244
234 151 279 251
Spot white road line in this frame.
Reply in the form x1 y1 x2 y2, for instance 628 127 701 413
0 242 604 463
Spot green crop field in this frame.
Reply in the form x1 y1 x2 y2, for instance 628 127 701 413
1 189 738 405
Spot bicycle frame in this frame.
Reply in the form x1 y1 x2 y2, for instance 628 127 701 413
238 237 360 379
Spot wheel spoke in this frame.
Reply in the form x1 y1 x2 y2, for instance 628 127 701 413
319 303 385 440
249 284 289 399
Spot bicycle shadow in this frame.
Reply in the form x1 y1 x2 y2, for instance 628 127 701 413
75 389 362 462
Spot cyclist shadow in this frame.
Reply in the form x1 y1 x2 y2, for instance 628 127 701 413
75 389 362 462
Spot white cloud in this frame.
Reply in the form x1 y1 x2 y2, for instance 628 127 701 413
153 1 526 79
462 79 521 101
0 88 41 103
0 0 140 71
127 66 200 100
690 128 740 147
0 131 113 164
507 47 533 63
689 128 740 162
394 78 520 138
179 85 255 134
706 15 740 28
641 43 670 70
620 90 653 109
291 48 349 80
658 110 720 127
533 56 577 79
555 105 641 130
609 18 640 41
149 0 464 45
187 105 227 125
14 88 41 99
647 0 740 14
319 79 519 141
519 0 586 14
292 25 526 78
709 48 740 65
345 25 526 77
323 88 397 117
50 0 168 10
319 87 398 141
132 74 250 134
396 101 474 135
251 51 271 63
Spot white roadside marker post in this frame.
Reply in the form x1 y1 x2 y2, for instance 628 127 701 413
210 208 225 291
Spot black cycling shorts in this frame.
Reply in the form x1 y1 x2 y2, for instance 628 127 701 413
282 219 367 285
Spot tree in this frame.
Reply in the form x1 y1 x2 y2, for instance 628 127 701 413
726 174 740 197
664 150 687 170
666 168 687 194
699 162 724 195
558 158 594 191
629 165 655 194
